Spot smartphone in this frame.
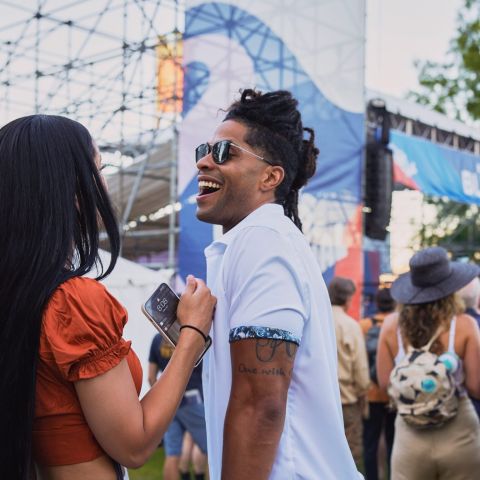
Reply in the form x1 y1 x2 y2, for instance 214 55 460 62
141 283 211 367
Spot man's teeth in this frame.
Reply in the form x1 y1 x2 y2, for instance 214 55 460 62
198 181 221 189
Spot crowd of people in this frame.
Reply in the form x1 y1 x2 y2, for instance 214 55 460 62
328 247 480 480
1 87 480 480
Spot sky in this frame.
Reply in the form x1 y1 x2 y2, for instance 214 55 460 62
366 0 463 98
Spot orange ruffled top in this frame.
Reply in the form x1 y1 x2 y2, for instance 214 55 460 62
33 276 143 466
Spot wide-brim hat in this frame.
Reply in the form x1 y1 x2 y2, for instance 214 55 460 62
391 246 480 305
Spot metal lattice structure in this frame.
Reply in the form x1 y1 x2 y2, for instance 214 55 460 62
0 0 184 267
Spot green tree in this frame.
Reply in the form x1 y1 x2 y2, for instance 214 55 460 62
408 0 480 259
417 197 480 260
408 0 480 123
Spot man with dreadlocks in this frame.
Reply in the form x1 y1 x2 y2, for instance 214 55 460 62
195 89 361 479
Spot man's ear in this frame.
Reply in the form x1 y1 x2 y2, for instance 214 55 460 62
260 165 285 192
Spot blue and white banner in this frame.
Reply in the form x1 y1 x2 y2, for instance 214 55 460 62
178 1 366 312
391 130 480 205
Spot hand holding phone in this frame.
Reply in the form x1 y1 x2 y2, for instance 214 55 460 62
142 277 215 366
177 275 216 337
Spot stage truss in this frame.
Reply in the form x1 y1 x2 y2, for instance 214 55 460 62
0 0 184 267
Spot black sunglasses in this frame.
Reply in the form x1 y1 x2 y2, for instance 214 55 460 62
195 140 273 165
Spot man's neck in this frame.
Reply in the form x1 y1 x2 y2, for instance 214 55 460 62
221 200 277 234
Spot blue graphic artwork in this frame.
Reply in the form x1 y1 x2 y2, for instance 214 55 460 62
391 130 480 205
179 2 364 281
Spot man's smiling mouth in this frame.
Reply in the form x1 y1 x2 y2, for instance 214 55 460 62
198 180 222 197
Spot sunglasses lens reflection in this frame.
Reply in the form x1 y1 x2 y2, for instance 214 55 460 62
195 140 232 164
212 141 229 164
195 143 210 163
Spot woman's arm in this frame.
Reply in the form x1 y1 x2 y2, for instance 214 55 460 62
75 276 216 468
147 362 159 387
461 314 480 399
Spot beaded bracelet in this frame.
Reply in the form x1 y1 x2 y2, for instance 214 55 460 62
179 325 208 343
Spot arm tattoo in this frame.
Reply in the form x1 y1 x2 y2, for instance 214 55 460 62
238 363 286 377
255 339 282 362
285 342 298 361
255 339 298 363
236 340 298 377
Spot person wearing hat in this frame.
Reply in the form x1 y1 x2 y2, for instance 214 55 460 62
376 246 480 480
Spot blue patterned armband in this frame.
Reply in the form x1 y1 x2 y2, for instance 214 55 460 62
229 326 300 345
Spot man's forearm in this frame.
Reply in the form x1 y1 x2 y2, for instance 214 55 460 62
221 398 285 480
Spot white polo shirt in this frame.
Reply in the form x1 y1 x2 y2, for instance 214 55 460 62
202 203 361 480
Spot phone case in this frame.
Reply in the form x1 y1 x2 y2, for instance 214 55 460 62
141 283 211 366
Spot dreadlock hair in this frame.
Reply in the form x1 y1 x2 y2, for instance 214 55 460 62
224 89 319 231
0 114 120 479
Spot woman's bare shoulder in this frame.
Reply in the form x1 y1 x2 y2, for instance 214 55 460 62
456 312 479 332
382 311 399 333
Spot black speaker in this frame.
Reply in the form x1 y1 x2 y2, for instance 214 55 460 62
364 143 393 241
367 98 390 145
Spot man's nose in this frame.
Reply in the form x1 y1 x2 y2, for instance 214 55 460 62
196 151 215 170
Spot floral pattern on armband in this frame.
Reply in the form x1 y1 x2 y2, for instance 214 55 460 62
229 326 300 345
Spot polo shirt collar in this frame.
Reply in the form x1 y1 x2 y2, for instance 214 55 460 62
205 203 284 254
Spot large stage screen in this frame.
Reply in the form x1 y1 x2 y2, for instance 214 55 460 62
178 0 366 315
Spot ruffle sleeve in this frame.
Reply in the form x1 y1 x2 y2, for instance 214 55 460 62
41 276 131 382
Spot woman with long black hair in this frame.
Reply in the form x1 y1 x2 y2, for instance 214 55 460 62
0 114 216 480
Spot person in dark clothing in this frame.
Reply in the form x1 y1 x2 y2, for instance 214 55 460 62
148 334 207 480
360 288 396 480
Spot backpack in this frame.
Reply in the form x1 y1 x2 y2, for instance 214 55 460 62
388 327 458 429
366 317 381 384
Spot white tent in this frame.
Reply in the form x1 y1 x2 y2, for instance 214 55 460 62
90 250 173 396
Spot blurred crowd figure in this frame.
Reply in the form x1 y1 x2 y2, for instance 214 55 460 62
360 289 396 480
457 277 480 417
148 333 208 480
178 432 207 480
457 275 480 325
329 247 480 480
328 277 370 466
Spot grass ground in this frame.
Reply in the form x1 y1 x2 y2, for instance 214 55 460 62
128 447 368 480
128 448 165 480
